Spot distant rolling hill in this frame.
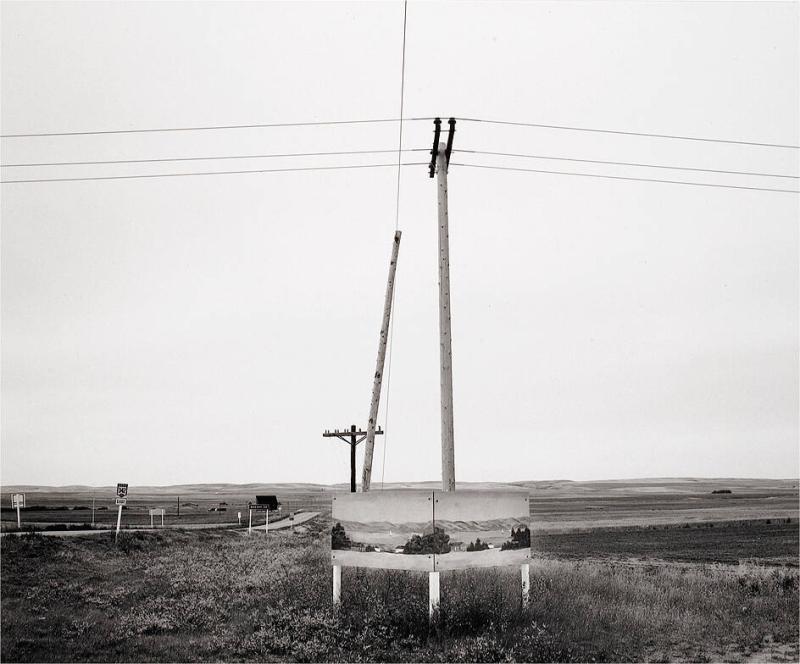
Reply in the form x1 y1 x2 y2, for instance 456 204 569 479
2 478 796 498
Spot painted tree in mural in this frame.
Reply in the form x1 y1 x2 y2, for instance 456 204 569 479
331 522 352 550
402 526 451 554
466 537 490 552
501 525 531 550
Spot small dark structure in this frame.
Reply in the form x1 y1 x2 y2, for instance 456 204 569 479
255 495 280 510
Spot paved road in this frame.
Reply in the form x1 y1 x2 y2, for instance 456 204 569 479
1 511 321 537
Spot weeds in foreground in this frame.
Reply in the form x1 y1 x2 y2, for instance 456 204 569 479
1 530 797 662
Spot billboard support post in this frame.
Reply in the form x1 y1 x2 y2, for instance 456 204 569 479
333 565 342 606
521 563 530 608
428 572 440 619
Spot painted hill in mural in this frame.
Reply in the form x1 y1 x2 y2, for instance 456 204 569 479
337 517 528 534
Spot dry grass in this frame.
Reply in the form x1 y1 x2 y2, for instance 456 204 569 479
1 528 797 662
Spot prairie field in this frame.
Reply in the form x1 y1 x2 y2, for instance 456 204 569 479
1 479 798 662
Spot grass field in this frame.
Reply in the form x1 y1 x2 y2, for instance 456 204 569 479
1 478 798 662
1 527 797 662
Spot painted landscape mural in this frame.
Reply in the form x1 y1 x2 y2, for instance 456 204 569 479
331 490 530 571
432 491 531 570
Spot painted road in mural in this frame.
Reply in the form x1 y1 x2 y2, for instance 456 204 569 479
331 490 530 571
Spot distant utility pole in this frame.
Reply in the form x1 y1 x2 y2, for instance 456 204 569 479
322 425 383 492
361 230 402 492
430 118 456 492
177 496 180 519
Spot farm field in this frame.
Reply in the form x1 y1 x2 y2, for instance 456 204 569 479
534 519 798 566
2 477 797 532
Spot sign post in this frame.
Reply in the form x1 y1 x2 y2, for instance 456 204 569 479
149 508 164 527
237 511 241 526
11 493 25 529
248 508 252 535
115 483 128 542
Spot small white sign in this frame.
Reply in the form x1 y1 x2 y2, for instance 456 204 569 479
11 493 25 508
115 497 127 506
148 508 164 516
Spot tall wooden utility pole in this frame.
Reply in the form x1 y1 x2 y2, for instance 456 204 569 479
431 118 456 492
322 425 383 492
361 230 402 492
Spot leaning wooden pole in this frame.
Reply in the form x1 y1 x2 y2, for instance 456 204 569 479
436 142 456 492
361 230 402 492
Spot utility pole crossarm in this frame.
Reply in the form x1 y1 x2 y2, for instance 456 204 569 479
322 425 383 493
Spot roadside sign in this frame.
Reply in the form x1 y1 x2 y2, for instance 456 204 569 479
149 508 165 527
116 483 128 498
115 497 127 505
12 493 25 529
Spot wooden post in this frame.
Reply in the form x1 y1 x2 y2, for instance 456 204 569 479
436 143 456 492
16 503 21 529
521 563 530 608
265 509 269 535
350 425 357 493
115 504 123 542
429 571 440 620
177 496 180 519
91 497 95 526
150 512 154 528
361 230 402 492
333 564 342 606
161 510 164 527
248 508 252 535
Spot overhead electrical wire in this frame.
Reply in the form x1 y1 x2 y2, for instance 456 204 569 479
0 117 435 139
382 0 408 490
455 149 799 180
1 162 429 184
449 162 800 194
458 117 800 150
0 148 429 168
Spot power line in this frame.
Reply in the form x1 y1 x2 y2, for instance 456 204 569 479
0 117 435 139
458 118 800 150
382 0 408 490
1 148 429 168
450 162 800 194
455 149 799 180
1 162 429 184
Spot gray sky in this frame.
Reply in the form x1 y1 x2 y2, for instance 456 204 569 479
2 1 798 486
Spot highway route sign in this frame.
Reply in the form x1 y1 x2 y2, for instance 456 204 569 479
116 483 128 498
11 493 25 508
115 497 127 506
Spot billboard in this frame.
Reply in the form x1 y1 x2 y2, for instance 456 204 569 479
331 490 530 571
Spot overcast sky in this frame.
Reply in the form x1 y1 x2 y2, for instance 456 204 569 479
2 1 798 487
